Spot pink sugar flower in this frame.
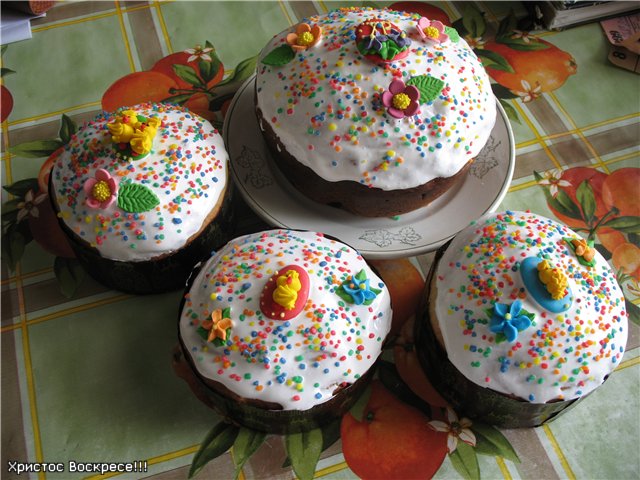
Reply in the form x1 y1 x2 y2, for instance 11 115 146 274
83 169 118 209
382 79 420 119
417 17 449 44
286 23 322 51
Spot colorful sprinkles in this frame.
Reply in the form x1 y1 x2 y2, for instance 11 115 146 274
256 7 495 190
51 102 228 261
179 230 392 410
436 211 628 404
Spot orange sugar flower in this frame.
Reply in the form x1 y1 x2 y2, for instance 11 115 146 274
286 23 322 51
206 309 233 342
571 238 595 263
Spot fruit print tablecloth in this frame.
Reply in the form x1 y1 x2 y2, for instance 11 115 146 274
1 1 639 479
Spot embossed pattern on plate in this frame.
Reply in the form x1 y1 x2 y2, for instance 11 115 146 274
224 76 515 259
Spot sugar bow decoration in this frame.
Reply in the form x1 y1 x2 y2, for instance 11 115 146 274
488 299 533 343
107 110 160 158
382 79 420 119
83 169 118 209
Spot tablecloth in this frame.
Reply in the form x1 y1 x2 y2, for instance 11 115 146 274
1 1 639 479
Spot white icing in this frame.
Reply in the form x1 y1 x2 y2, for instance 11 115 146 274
256 7 496 191
51 102 229 262
433 211 628 403
179 229 392 410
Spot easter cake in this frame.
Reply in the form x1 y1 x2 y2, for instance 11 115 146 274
255 7 496 217
175 229 392 433
49 102 234 294
415 210 628 427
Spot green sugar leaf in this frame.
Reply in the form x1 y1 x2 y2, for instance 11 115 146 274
406 75 446 104
117 183 160 213
261 45 295 66
445 25 460 43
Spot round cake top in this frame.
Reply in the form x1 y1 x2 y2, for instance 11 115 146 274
179 229 392 411
51 102 229 262
433 211 628 404
256 7 496 191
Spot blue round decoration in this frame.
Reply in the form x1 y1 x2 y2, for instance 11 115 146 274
520 256 572 313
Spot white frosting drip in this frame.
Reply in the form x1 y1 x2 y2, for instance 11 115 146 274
51 102 228 262
179 230 392 411
256 7 496 191
433 211 628 403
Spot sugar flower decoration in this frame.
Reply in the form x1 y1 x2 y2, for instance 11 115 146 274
489 299 532 342
202 309 233 342
387 29 411 48
184 44 213 63
382 79 420 119
339 270 379 305
571 238 596 263
108 111 160 157
428 407 476 454
83 169 118 209
537 260 568 300
417 18 449 44
16 190 47 222
286 23 322 51
363 32 387 52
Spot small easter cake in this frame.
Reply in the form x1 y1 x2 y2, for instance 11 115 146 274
49 102 234 294
415 211 628 427
255 7 496 217
175 229 392 433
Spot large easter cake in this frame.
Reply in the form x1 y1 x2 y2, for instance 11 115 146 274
415 210 628 427
49 102 234 294
255 7 496 217
175 229 392 433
